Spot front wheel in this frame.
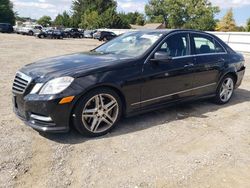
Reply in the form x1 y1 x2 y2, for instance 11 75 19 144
214 75 235 104
73 88 122 137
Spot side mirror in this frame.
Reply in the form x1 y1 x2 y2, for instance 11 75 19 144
152 51 172 62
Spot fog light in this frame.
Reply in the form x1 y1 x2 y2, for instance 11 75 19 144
30 114 52 122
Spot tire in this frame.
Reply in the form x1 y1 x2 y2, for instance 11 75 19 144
28 31 34 36
73 88 122 137
214 75 235 104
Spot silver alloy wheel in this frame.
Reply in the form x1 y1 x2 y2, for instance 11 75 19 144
220 77 234 102
81 94 119 133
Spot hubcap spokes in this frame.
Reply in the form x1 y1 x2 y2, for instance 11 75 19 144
82 94 118 133
220 78 234 102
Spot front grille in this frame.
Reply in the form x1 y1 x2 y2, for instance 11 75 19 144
12 71 32 94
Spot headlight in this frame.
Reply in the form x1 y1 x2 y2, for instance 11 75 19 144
30 83 43 94
39 76 74 95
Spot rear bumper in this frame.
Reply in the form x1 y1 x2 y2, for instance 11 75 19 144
235 66 245 88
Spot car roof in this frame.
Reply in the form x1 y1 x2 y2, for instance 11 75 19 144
133 29 210 34
130 29 220 39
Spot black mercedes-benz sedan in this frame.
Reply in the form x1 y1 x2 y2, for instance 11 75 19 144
12 29 245 137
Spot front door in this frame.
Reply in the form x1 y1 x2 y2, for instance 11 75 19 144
138 32 195 108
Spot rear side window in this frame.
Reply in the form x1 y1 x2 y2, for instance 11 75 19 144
192 34 225 55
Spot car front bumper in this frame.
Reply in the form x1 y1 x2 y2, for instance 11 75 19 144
13 94 75 133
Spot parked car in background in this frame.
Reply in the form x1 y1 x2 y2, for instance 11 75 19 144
64 28 84 38
94 31 117 41
14 26 20 34
19 25 43 36
0 23 13 33
35 29 64 39
84 30 95 38
35 29 47 38
12 30 245 137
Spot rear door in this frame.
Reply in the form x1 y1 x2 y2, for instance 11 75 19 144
190 33 227 96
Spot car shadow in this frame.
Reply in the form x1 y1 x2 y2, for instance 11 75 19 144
41 88 250 144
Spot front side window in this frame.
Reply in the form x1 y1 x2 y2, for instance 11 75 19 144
192 34 225 54
158 33 189 58
95 32 163 57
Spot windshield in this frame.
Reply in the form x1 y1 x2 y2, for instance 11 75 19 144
95 32 163 57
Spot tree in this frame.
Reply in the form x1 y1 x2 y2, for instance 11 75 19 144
71 0 117 27
100 7 130 29
246 18 250 32
37 16 52 27
0 0 15 25
136 14 145 25
80 8 130 29
72 0 130 29
123 12 145 25
216 8 237 31
54 14 64 27
145 0 167 24
54 11 71 27
80 10 100 29
145 0 219 31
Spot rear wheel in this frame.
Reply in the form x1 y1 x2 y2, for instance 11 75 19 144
73 88 122 137
214 75 235 104
28 30 34 36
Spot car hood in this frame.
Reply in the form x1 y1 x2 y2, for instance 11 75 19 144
20 52 133 81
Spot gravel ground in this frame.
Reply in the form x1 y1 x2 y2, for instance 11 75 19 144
0 33 250 188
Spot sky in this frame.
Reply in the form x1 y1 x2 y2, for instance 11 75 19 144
11 0 250 26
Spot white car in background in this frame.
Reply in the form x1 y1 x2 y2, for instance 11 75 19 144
19 25 43 36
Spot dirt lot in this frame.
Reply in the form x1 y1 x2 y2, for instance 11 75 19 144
0 33 250 188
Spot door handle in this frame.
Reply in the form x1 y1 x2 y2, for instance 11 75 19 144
218 58 225 63
184 63 194 68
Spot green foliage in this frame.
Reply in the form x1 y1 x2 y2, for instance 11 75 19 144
80 10 100 29
37 16 52 27
246 18 250 32
216 8 237 31
80 8 130 29
71 0 117 27
61 0 144 29
145 0 167 23
136 14 145 26
72 0 130 29
54 11 71 27
100 7 130 29
145 0 219 31
0 0 15 25
120 12 145 25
